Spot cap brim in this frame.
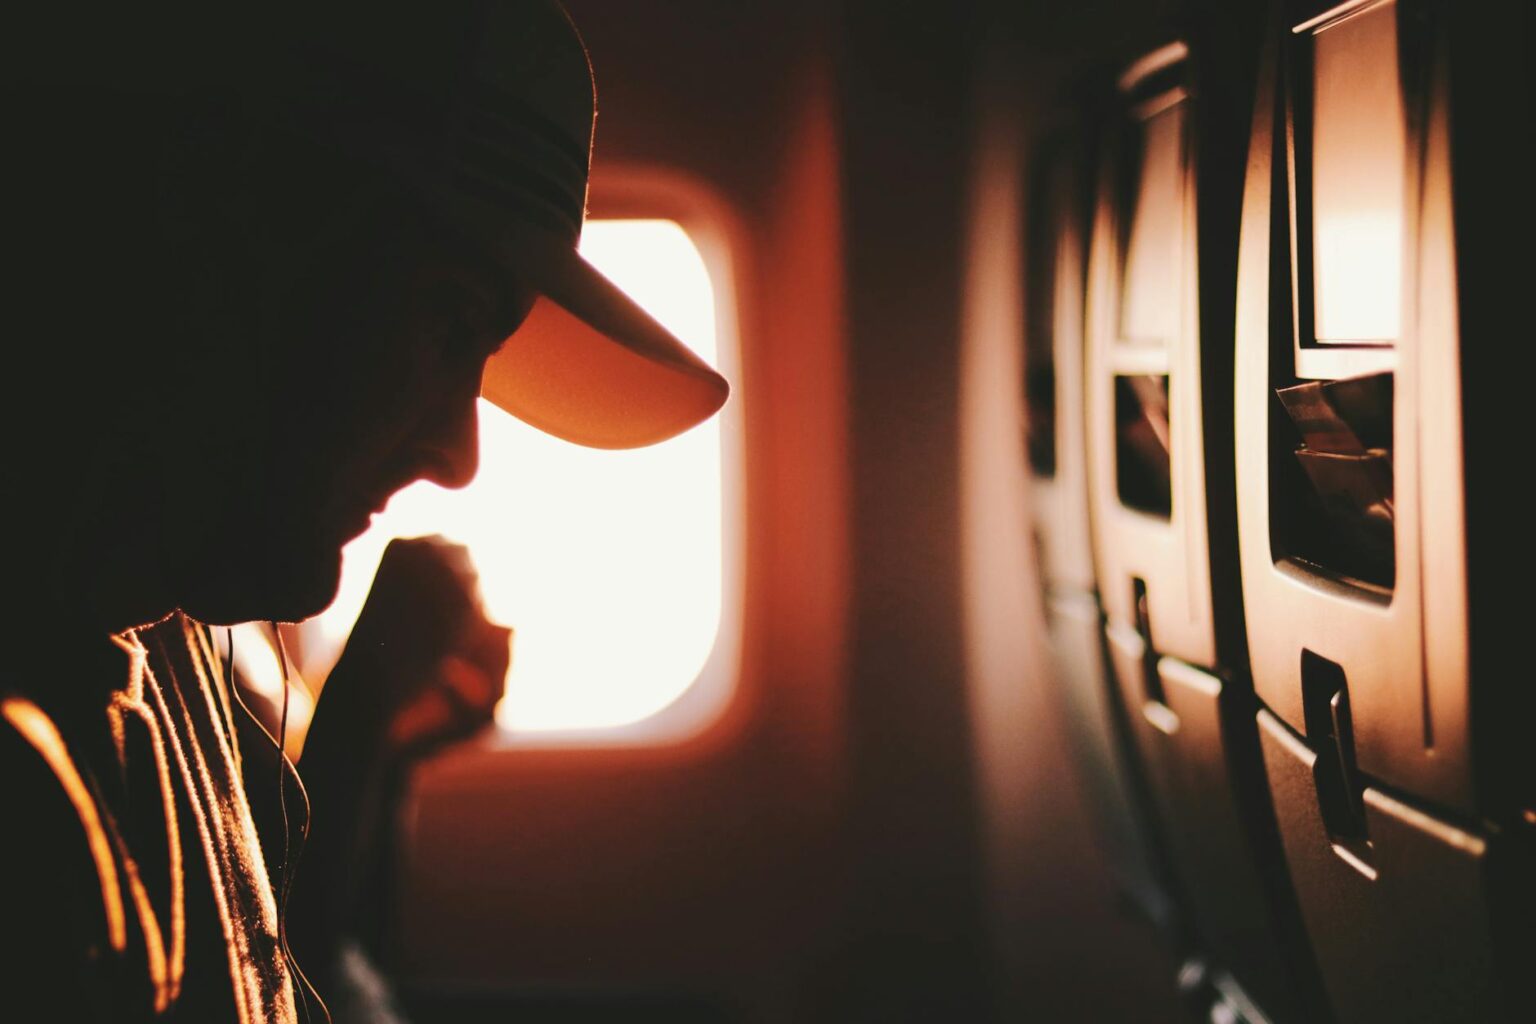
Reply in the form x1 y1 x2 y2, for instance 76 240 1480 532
479 226 730 450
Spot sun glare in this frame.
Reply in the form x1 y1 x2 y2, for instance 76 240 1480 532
1310 0 1404 344
304 220 726 734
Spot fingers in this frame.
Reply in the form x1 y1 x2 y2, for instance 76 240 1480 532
384 652 505 757
377 535 480 600
338 533 512 759
437 651 505 721
347 534 492 681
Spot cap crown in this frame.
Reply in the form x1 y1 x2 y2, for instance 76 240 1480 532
264 1 597 238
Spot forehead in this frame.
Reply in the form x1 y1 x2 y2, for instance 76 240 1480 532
319 193 534 317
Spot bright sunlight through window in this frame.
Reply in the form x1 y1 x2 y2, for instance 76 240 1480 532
306 220 728 734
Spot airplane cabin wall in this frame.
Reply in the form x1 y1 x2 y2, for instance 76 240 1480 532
380 2 1528 1021
391 3 1012 1019
393 4 857 1018
959 6 1196 1022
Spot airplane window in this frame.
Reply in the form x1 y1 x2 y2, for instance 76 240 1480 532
303 219 730 735
1309 0 1404 344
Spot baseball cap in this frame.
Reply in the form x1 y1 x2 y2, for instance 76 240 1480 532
254 0 732 449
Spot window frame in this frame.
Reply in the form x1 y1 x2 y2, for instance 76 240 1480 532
488 164 748 749
1285 0 1411 380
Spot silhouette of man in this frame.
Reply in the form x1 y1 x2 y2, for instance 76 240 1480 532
1 3 727 1021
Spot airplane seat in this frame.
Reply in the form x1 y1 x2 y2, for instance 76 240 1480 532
1233 1 1531 1019
1080 26 1334 1023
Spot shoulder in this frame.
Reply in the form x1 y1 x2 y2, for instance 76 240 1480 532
0 699 126 1007
0 696 108 864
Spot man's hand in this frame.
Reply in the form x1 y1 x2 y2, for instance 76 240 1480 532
283 536 510 973
319 535 511 763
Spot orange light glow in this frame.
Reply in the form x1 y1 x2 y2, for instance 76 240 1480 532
1119 99 1187 348
306 220 727 733
1310 0 1405 343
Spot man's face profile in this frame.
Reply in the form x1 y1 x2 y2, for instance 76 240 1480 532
167 192 537 627
10 2 723 638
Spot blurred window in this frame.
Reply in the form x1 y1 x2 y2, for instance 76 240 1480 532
303 219 733 737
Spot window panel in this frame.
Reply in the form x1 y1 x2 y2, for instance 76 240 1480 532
1311 0 1405 344
305 219 730 736
1119 101 1187 347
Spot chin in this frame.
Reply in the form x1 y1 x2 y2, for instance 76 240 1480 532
182 542 345 626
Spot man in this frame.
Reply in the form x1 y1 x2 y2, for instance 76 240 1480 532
1 2 728 1021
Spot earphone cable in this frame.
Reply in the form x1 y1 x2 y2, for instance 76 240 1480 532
224 626 331 1024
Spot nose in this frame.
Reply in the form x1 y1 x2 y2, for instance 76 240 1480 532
415 392 481 490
